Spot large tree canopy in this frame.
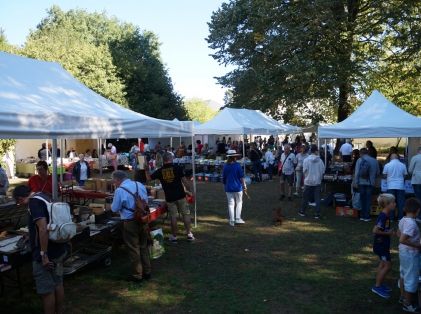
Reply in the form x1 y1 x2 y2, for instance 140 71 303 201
183 98 217 123
207 0 421 124
21 6 186 119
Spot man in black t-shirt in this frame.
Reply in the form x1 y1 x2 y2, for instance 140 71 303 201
13 185 68 314
147 153 194 243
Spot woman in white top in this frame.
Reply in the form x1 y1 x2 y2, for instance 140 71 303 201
72 154 91 186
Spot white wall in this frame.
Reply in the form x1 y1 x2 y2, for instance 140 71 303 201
15 139 44 161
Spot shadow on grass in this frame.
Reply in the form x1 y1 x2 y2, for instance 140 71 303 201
3 179 403 313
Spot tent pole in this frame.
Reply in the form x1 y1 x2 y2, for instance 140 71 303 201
170 137 173 149
191 134 197 228
324 139 327 166
99 138 103 177
46 139 49 162
52 139 58 201
60 139 63 186
242 135 246 175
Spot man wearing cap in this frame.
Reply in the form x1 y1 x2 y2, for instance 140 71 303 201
298 145 325 219
108 143 118 171
13 185 68 314
223 149 247 226
146 152 194 243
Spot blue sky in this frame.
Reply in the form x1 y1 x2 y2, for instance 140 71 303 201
0 0 230 107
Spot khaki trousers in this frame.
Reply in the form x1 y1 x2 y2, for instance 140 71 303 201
123 220 151 277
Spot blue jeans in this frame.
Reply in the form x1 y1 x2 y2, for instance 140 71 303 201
301 185 321 215
387 189 405 220
252 160 262 182
413 184 421 218
267 163 274 180
359 184 373 220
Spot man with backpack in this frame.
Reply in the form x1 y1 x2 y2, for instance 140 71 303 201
111 170 151 282
13 185 69 314
354 148 380 222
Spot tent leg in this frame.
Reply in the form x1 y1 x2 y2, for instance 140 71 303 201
191 135 197 228
324 139 327 166
98 138 103 177
52 139 58 201
60 139 64 186
242 135 246 176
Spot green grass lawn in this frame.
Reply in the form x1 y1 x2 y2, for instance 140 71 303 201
3 179 404 313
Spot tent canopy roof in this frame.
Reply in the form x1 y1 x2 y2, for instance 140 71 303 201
194 108 299 135
318 90 421 138
0 52 191 139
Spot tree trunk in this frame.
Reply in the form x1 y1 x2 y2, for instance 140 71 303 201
337 83 352 122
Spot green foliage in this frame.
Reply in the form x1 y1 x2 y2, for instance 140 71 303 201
207 1 421 123
0 139 16 156
0 28 17 53
183 98 217 123
22 6 186 119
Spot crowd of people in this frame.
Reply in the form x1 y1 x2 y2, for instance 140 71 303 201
7 135 421 313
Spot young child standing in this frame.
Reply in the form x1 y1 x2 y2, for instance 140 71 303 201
371 193 395 299
398 197 421 313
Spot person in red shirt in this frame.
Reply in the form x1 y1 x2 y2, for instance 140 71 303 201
28 161 53 195
196 140 204 155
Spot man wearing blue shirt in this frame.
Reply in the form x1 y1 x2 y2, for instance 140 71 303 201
111 170 151 282
354 148 380 222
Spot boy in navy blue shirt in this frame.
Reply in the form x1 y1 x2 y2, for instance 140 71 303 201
371 193 396 299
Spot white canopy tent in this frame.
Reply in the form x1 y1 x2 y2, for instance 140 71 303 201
318 90 421 139
0 52 192 139
0 52 193 203
194 108 299 135
193 108 300 182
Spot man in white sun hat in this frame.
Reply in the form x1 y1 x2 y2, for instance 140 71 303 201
223 149 247 226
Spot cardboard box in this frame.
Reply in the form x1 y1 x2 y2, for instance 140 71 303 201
89 203 105 215
336 206 358 218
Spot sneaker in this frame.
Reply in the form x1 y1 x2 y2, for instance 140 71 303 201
298 211 306 217
169 235 178 243
371 286 390 299
314 214 320 220
293 192 299 196
403 304 419 313
308 202 316 206
279 195 285 201
359 218 365 221
229 220 235 227
363 218 372 222
187 232 195 241
381 284 392 293
235 218 245 224
399 296 406 304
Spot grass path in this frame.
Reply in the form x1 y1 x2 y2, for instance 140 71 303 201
5 180 403 313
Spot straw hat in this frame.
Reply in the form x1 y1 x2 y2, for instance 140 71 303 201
226 149 241 157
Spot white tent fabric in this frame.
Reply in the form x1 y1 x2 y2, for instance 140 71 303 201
194 108 298 135
0 52 192 139
318 90 421 138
